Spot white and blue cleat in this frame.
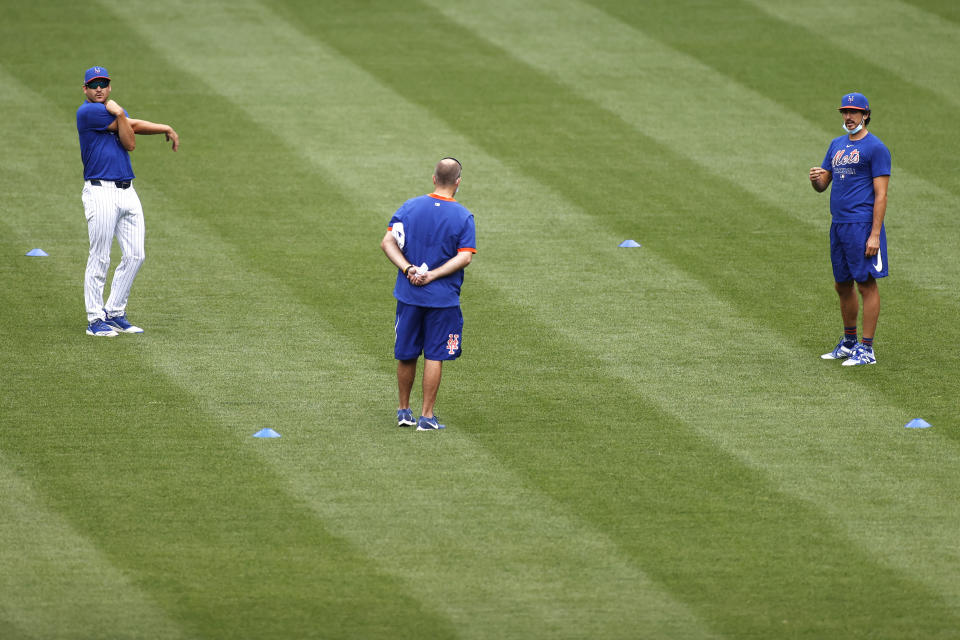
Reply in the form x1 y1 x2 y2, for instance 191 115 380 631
105 314 144 334
86 319 118 337
821 338 858 360
842 344 877 366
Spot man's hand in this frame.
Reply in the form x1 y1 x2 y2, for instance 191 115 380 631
104 99 125 117
810 166 831 192
408 264 430 286
165 128 180 152
409 272 432 286
865 233 881 257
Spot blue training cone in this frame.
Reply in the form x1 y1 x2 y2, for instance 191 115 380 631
26 248 48 257
253 428 281 438
618 239 641 248
905 419 932 429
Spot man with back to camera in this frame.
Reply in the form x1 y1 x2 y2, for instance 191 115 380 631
77 66 179 337
810 92 891 366
380 158 477 431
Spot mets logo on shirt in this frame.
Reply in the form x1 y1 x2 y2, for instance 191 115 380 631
447 334 460 355
832 148 860 167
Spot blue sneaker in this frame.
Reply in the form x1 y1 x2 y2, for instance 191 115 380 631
397 408 415 427
416 415 446 431
842 344 877 366
105 313 144 334
86 319 118 337
821 338 857 360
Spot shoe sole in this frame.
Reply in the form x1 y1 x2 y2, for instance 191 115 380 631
821 350 854 359
416 425 445 431
842 360 876 366
398 421 416 427
106 324 144 334
86 329 118 337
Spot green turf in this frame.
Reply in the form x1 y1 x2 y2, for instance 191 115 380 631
1 0 959 638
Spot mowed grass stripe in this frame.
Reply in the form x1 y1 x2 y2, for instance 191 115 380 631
747 0 960 107
902 0 960 23
0 55 460 640
80 4 724 637
423 0 960 307
0 453 189 640
583 0 960 200
116 0 960 632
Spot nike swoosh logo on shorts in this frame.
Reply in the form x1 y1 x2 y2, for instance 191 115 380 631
873 252 882 271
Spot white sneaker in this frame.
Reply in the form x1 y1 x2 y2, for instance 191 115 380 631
105 314 144 334
842 344 877 366
86 319 118 337
821 338 858 360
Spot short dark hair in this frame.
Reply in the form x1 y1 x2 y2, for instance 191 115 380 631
434 157 462 186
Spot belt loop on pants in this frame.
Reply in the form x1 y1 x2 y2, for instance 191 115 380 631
89 179 132 189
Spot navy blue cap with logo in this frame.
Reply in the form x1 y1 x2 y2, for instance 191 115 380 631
84 66 110 84
838 92 869 111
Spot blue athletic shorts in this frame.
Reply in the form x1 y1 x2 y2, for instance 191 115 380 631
394 301 464 361
830 222 888 283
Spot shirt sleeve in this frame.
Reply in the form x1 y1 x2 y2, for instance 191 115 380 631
871 142 892 177
458 215 477 253
821 144 834 172
77 103 124 132
387 201 409 230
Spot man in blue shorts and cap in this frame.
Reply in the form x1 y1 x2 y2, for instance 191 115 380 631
380 157 477 430
810 92 891 366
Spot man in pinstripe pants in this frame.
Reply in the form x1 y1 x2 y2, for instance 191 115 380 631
77 66 179 336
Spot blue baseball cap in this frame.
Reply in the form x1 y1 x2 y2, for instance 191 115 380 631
839 92 869 111
84 66 110 84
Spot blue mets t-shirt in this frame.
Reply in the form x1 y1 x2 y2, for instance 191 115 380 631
821 132 891 223
77 102 134 181
388 193 477 308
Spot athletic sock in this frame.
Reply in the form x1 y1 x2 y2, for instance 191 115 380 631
861 336 874 350
843 326 858 345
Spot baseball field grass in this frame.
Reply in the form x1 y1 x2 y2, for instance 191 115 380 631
2 0 959 638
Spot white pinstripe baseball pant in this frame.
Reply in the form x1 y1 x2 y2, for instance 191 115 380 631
81 180 145 323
